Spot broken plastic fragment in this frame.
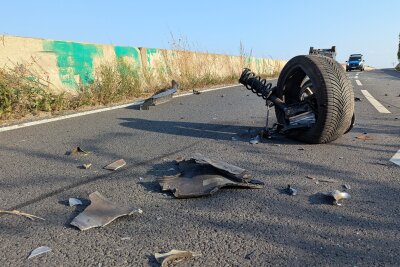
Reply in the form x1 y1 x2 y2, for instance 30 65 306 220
82 163 92 169
154 250 201 267
67 147 90 156
157 154 263 198
193 89 201 95
321 190 351 206
140 86 177 110
28 246 51 259
250 135 260 144
70 191 142 231
69 198 83 207
104 159 126 171
0 209 45 221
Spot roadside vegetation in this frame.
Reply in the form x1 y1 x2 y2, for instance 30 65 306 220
396 33 400 71
0 44 283 122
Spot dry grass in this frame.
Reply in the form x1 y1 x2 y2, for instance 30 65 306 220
0 45 284 121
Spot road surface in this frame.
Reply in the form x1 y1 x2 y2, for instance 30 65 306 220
0 69 399 266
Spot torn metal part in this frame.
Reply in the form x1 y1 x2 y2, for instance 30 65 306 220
104 159 126 171
69 198 83 207
70 191 142 231
157 154 263 198
356 134 373 141
140 86 177 110
285 185 297 196
67 147 90 156
28 246 51 259
250 135 260 144
321 190 351 206
0 209 45 221
154 250 201 267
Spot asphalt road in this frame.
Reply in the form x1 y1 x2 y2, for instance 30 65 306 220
0 68 399 266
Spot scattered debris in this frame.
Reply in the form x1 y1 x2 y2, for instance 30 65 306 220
28 246 51 259
305 175 337 184
104 159 126 171
82 163 92 169
156 216 162 220
67 147 90 156
245 250 256 260
321 190 351 206
298 147 305 151
0 209 45 221
356 134 373 141
140 82 178 110
250 135 261 144
339 157 344 159
154 250 201 267
193 89 201 95
157 153 263 198
69 198 83 207
285 185 298 196
70 191 142 231
384 93 388 96
342 184 351 190
354 97 362 102
139 177 144 182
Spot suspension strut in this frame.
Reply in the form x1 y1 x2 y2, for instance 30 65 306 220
238 68 286 111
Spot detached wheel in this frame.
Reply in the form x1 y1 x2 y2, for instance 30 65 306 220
275 55 354 144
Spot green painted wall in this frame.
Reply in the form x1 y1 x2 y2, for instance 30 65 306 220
43 40 103 87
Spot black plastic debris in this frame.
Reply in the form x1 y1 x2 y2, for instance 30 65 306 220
193 89 201 95
157 153 263 198
285 185 297 196
354 97 362 102
140 80 178 110
70 191 142 231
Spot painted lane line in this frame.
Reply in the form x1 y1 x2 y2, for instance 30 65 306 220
390 150 400 166
361 90 391 114
355 80 362 86
0 84 240 133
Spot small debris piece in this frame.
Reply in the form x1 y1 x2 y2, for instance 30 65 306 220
121 237 131 240
67 147 90 156
321 190 351 206
305 175 337 183
356 134 373 141
104 159 126 171
69 198 83 207
245 250 256 260
157 154 263 198
354 97 362 102
154 250 201 267
385 93 388 96
285 185 297 196
342 184 351 190
193 89 201 95
298 147 305 151
28 246 51 259
250 135 260 144
82 163 92 169
70 191 142 231
0 209 45 221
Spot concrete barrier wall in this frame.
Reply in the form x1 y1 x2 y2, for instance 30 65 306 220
0 35 286 94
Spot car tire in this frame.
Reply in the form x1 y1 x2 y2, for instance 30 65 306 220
275 55 355 144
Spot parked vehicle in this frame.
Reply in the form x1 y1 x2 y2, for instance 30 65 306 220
346 54 365 71
309 46 336 59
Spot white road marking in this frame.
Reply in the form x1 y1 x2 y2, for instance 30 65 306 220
390 150 400 166
361 90 391 113
355 80 362 86
0 84 239 133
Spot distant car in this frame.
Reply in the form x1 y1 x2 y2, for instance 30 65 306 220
309 46 336 59
346 54 365 71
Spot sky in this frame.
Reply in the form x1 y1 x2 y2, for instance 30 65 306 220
1 0 399 68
